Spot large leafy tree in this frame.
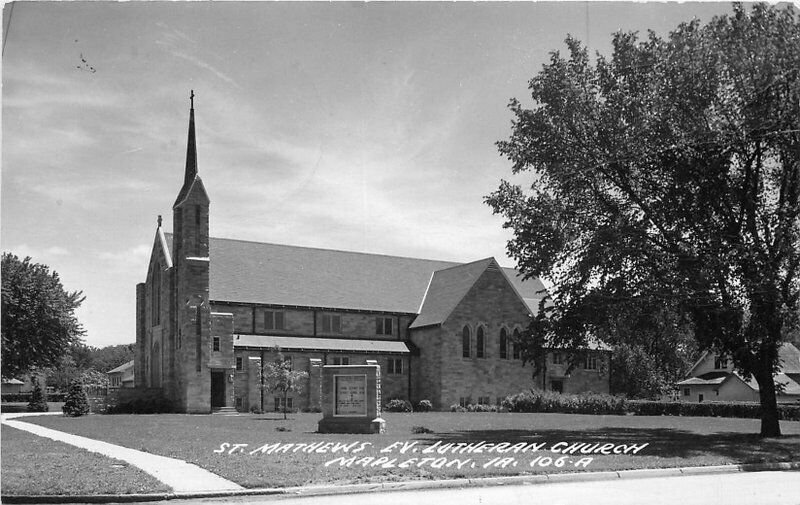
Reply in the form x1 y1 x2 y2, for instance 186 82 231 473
1 253 86 379
487 4 799 436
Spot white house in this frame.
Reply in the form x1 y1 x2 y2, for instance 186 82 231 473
675 343 800 403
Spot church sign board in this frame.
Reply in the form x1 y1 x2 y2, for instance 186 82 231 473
318 364 385 434
334 375 367 416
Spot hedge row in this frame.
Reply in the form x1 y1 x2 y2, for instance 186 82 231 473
500 390 800 421
2 393 68 403
502 390 627 415
629 400 800 421
104 388 173 414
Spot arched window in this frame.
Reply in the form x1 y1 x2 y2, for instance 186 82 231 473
513 329 521 359
462 326 471 358
476 326 485 358
499 328 508 359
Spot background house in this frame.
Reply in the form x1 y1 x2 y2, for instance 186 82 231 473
107 360 135 389
675 343 800 403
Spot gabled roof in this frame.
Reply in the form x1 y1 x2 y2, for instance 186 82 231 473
2 379 24 385
107 360 134 374
676 371 730 386
410 258 509 329
162 234 546 315
686 343 800 378
234 335 410 354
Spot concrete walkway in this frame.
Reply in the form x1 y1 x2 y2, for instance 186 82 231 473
1 416 243 493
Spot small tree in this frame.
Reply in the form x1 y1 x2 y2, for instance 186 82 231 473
27 376 48 412
260 347 308 420
62 379 90 417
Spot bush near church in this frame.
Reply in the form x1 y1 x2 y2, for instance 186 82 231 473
104 388 172 414
62 380 90 417
384 399 413 412
416 399 433 412
502 390 627 415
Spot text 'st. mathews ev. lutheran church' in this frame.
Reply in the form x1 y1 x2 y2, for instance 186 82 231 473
135 96 610 413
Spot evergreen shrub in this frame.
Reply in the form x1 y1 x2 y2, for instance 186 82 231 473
26 377 48 412
62 380 90 417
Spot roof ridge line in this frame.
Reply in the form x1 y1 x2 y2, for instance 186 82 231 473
205 235 467 265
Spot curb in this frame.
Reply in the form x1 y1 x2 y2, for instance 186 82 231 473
3 461 799 504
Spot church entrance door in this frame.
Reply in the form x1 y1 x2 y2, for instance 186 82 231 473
210 371 226 408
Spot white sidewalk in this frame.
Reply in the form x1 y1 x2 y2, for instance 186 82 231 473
1 415 243 493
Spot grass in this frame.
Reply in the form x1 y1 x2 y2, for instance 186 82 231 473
20 412 800 490
0 424 171 496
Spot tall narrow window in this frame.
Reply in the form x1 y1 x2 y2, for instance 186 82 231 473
512 329 521 359
195 304 202 372
714 355 728 369
462 326 471 358
476 326 485 358
151 266 160 326
499 328 508 359
212 337 220 352
584 353 598 370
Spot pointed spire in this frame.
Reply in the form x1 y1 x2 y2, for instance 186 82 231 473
174 90 200 208
184 90 197 187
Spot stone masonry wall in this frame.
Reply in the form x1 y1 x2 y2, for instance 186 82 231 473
438 267 533 409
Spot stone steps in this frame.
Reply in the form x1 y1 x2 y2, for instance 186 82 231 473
211 407 239 416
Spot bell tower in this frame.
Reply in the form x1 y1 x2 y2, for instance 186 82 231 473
172 91 213 412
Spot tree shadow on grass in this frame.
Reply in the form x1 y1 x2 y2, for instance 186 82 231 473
418 427 800 464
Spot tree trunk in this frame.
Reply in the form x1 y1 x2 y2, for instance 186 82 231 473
755 370 781 437
283 390 287 420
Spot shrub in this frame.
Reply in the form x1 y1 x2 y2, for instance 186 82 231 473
449 404 466 412
62 380 90 417
416 399 433 412
411 426 434 434
502 390 628 415
385 399 413 412
467 403 498 412
275 426 291 432
250 405 263 415
104 388 172 414
26 377 48 412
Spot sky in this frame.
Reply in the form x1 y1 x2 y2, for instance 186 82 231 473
1 1 735 348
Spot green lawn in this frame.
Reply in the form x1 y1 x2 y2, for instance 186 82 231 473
19 412 800 490
0 424 170 496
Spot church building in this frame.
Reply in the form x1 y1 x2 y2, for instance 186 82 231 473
135 97 610 413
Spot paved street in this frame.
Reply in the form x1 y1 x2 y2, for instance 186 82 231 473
182 471 800 505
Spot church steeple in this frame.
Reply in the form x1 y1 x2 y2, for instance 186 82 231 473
174 90 200 208
184 90 197 187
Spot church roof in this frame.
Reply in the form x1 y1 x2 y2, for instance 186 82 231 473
411 258 506 329
163 234 546 314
